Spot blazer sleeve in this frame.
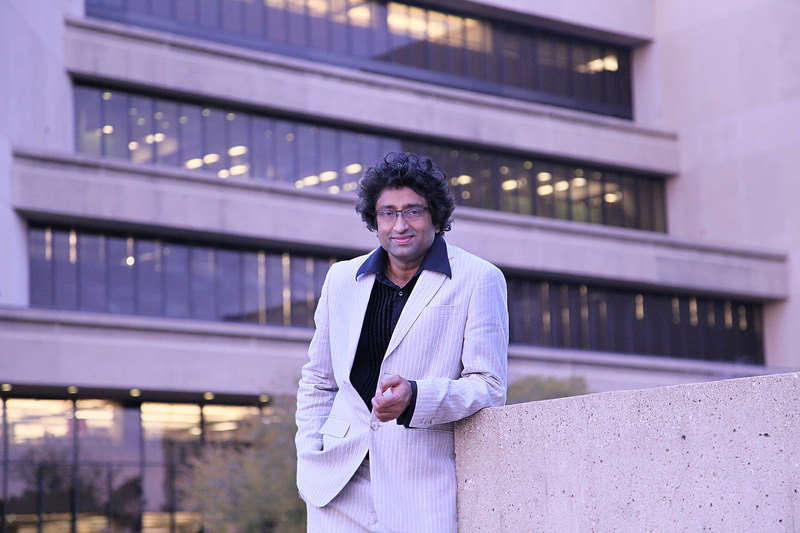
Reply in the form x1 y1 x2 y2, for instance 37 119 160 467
409 264 509 427
295 264 338 457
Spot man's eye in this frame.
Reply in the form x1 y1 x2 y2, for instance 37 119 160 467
406 209 422 217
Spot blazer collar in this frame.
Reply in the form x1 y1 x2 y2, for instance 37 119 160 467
355 233 452 282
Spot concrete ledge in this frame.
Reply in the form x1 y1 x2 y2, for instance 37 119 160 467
455 373 800 532
11 149 789 299
0 306 312 396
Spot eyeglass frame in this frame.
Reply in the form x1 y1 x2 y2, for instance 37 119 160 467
375 206 431 222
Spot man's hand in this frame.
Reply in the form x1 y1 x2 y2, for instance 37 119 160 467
371 374 412 422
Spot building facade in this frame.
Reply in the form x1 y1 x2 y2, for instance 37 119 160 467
1 0 797 530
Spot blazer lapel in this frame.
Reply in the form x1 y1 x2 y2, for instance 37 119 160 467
383 269 447 360
341 271 377 377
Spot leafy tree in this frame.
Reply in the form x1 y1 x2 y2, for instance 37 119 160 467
178 396 305 532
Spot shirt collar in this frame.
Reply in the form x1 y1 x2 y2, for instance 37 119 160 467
356 233 452 280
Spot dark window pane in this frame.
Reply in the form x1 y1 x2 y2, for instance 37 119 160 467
129 0 151 14
129 95 154 165
102 89 129 159
216 249 243 321
53 229 78 309
604 172 624 227
350 0 371 57
175 0 198 24
78 233 107 312
107 236 135 314
287 0 308 48
535 163 555 219
307 0 330 50
290 255 315 327
552 164 571 220
190 247 216 319
273 120 297 186
136 239 163 316
243 0 264 39
227 112 251 179
250 116 275 181
221 0 244 34
29 228 54 307
264 252 285 326
155 100 180 167
202 108 227 174
75 86 102 156
198 0 221 29
242 251 264 324
164 243 190 318
265 0 288 43
294 124 321 192
179 103 203 172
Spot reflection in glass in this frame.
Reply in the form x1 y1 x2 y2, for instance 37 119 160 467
86 0 632 117
506 276 764 364
1 398 279 531
75 84 662 231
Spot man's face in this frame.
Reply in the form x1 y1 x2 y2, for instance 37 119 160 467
375 187 438 269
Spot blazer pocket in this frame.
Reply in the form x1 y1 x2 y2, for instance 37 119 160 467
319 416 350 439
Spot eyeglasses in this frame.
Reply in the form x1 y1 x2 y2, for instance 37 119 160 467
375 207 430 222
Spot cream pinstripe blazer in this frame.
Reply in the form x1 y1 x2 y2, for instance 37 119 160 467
295 241 508 532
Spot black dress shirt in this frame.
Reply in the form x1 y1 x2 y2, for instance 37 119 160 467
351 233 451 426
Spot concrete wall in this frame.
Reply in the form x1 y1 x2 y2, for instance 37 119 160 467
455 372 800 532
642 0 800 367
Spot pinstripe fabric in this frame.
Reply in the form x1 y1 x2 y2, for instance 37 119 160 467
296 241 508 533
305 457 392 532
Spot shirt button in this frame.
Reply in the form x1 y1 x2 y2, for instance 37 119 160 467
398 291 403 296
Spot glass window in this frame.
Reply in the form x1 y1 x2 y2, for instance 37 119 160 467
6 399 75 529
290 255 315 327
264 252 285 326
103 90 129 159
273 120 297 186
180 103 203 172
107 236 136 314
164 242 191 318
74 84 661 231
190 246 217 319
216 249 243 321
202 404 261 443
129 95 154 165
176 0 199 25
155 100 180 167
242 250 264 324
198 0 221 29
75 86 103 156
78 233 107 312
86 0 633 118
53 229 78 309
202 108 227 174
250 116 275 182
222 0 246 34
137 239 164 315
29 227 54 307
227 112 251 179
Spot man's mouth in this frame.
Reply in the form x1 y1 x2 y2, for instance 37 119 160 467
391 235 414 245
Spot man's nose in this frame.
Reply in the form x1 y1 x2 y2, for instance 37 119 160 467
392 213 410 231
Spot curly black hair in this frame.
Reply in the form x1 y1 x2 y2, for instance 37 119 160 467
356 152 456 233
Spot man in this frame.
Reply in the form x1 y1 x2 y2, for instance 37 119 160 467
295 152 508 532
